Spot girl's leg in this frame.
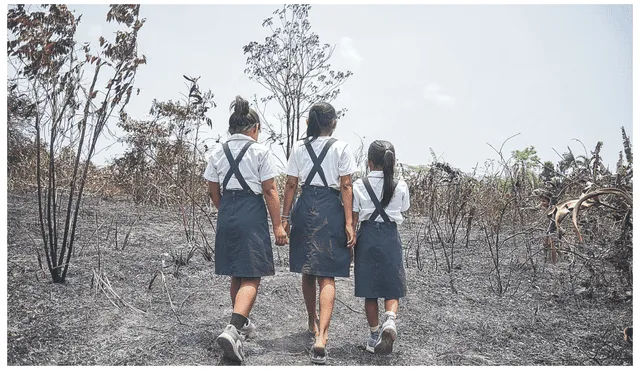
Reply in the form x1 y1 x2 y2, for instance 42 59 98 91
233 277 261 317
315 276 336 347
230 276 242 308
382 298 399 327
365 298 379 328
302 273 318 333
218 277 260 362
373 298 398 355
364 298 381 354
384 298 399 315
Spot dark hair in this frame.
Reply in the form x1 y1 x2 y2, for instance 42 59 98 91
368 140 398 208
307 102 337 138
229 96 260 134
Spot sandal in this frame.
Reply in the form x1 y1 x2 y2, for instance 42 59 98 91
311 344 328 365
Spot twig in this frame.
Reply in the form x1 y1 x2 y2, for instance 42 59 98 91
148 271 159 291
102 274 146 314
160 271 183 324
92 269 146 314
85 212 108 247
179 291 197 311
93 271 120 310
23 227 46 277
114 218 118 249
335 297 363 314
121 216 137 250
131 325 174 333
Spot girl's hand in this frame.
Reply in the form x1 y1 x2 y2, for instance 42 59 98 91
282 218 290 236
346 225 356 248
274 225 288 246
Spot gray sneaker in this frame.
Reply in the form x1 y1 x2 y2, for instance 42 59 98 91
375 315 397 355
365 329 381 353
239 319 256 339
216 324 244 362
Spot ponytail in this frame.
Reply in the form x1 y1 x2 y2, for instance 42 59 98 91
230 96 249 116
381 149 396 208
368 140 398 208
306 110 322 138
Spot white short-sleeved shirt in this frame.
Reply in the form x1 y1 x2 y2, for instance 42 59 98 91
203 133 279 194
285 136 358 190
353 171 411 224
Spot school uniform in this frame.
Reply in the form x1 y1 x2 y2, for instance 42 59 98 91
353 172 410 298
285 136 358 278
203 133 279 278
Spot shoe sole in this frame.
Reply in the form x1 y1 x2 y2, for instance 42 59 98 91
365 344 375 354
217 333 243 362
375 326 397 355
311 356 327 365
311 345 327 364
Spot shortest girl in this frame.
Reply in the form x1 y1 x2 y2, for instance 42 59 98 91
352 140 410 355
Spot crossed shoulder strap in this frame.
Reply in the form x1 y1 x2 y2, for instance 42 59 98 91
222 141 255 192
303 138 337 187
362 177 392 223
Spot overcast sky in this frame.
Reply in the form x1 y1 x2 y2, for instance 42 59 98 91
68 3 633 173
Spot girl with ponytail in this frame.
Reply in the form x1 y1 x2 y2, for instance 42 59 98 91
204 96 287 363
351 140 411 355
281 102 358 364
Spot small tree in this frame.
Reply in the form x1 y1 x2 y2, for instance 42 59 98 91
146 75 215 196
7 4 146 283
113 117 171 203
243 4 352 159
116 75 217 263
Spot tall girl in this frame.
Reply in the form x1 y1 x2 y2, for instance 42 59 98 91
352 140 410 355
281 102 357 364
203 96 288 362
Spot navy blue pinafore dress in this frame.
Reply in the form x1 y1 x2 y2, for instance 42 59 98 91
214 141 275 278
289 138 350 278
354 177 406 298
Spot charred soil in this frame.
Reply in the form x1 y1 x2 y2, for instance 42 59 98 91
6 193 633 365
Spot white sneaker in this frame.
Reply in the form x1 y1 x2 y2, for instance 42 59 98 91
216 324 244 362
375 314 397 355
239 319 256 339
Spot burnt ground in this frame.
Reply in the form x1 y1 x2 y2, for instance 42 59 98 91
5 192 633 365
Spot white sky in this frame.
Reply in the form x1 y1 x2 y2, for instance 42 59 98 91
54 3 633 172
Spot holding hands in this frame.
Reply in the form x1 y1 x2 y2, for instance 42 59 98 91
274 223 288 246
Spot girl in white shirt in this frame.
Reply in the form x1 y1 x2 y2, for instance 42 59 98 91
281 102 358 364
203 96 288 363
352 140 410 355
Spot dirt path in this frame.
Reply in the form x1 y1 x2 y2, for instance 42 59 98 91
6 193 633 365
